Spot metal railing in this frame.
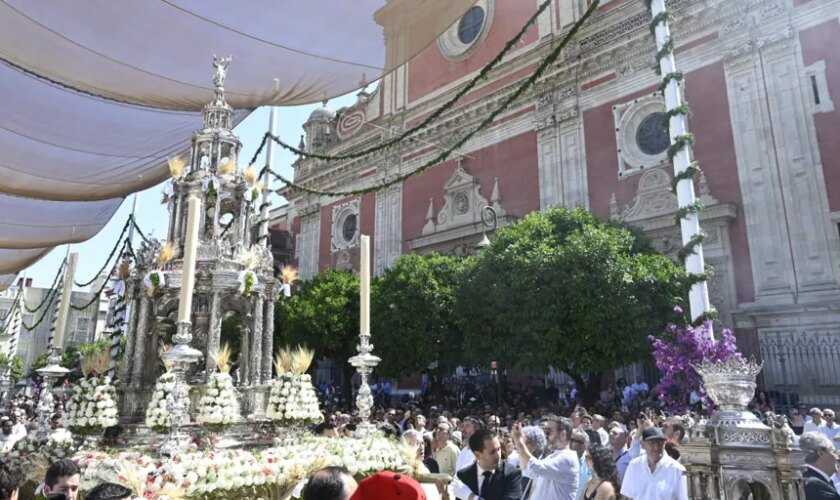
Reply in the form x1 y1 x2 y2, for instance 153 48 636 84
759 330 840 409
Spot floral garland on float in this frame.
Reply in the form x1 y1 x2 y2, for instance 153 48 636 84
62 351 119 436
267 346 323 426
196 344 239 432
73 435 412 499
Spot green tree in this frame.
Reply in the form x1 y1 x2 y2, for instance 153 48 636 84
280 269 360 399
29 351 50 375
372 253 472 381
459 207 686 405
9 355 24 382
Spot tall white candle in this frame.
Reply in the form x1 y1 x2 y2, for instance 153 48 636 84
178 194 202 324
360 235 370 335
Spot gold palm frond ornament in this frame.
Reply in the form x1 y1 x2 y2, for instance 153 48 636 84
168 156 186 179
213 343 233 373
157 242 179 268
240 248 261 270
118 258 131 280
274 346 293 374
291 346 315 375
243 166 259 186
281 265 299 284
218 157 236 176
82 351 111 378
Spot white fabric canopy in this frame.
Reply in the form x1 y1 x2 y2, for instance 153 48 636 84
0 273 18 291
0 0 476 273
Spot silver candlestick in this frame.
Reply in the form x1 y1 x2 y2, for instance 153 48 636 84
348 332 380 437
159 321 202 456
35 346 69 440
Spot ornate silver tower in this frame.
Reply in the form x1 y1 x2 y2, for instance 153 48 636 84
120 59 276 419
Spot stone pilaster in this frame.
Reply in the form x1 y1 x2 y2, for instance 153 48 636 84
120 293 139 383
250 295 264 385
374 184 403 275
205 291 221 380
130 296 151 388
239 325 250 386
261 293 274 384
724 39 796 301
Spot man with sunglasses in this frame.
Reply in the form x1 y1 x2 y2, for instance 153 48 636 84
620 427 688 500
800 432 840 500
435 422 460 476
512 417 579 500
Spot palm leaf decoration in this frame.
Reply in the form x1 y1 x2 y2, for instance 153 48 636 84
243 166 259 186
168 156 186 178
213 343 233 373
274 346 293 374
281 265 299 284
218 158 236 176
291 346 315 375
157 242 179 268
82 350 111 377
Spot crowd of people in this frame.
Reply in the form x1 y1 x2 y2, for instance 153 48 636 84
0 375 838 499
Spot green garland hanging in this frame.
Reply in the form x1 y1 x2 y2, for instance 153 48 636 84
253 0 557 164
647 0 714 311
252 0 602 198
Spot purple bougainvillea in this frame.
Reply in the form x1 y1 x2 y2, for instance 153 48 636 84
649 310 742 414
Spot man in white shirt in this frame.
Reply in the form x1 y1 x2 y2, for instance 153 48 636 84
805 408 825 434
621 427 688 500
456 418 484 472
512 416 579 500
820 409 839 443
592 415 609 447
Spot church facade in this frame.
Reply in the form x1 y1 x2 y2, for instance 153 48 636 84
271 0 840 406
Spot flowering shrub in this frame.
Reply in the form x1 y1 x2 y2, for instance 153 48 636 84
649 309 742 413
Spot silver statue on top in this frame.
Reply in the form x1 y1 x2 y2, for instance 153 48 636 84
212 55 233 88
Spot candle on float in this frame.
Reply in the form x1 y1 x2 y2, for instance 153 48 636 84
360 234 370 335
177 194 202 324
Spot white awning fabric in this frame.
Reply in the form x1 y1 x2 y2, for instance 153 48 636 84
0 0 476 273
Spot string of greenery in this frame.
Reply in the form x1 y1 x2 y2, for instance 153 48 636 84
74 217 131 287
648 0 715 318
257 0 555 163
70 240 129 312
23 259 66 313
22 272 64 331
249 0 602 198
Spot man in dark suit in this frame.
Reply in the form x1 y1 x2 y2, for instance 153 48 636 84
799 431 840 500
444 428 522 500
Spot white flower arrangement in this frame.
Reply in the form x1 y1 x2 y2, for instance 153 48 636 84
145 371 177 433
197 344 239 432
267 347 322 426
63 375 119 435
73 436 407 498
63 351 119 435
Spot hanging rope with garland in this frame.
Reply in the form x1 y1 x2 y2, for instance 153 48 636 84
22 270 65 331
266 0 556 162
23 258 66 313
248 0 602 198
646 0 716 326
70 240 131 312
74 217 132 287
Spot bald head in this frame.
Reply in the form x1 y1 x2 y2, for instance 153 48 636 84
301 466 357 500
